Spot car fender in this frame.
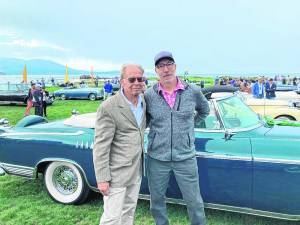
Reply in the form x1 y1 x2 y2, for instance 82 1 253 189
15 115 48 127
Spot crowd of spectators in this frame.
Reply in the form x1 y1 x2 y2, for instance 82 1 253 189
215 75 300 99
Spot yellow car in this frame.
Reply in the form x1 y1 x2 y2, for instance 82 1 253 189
244 96 300 121
207 87 300 121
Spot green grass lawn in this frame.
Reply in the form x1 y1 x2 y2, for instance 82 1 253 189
0 99 100 125
0 100 299 225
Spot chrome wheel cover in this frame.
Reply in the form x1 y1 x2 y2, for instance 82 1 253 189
52 165 78 195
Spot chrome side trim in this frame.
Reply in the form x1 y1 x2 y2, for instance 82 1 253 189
138 194 300 221
206 203 300 221
194 129 225 133
254 157 300 165
35 158 98 192
0 131 84 137
196 152 252 161
196 153 300 165
0 163 34 177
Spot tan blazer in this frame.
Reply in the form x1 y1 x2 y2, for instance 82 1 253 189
93 91 146 188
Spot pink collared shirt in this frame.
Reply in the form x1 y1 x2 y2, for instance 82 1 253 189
158 78 185 108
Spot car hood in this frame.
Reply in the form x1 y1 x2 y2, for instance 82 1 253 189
264 125 300 139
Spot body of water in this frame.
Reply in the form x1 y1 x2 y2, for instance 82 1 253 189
0 73 120 84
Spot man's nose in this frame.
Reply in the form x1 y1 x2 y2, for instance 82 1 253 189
162 66 169 72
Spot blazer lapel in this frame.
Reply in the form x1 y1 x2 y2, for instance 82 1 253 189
141 95 146 128
116 91 138 127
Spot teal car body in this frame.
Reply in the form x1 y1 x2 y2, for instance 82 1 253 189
1 93 300 220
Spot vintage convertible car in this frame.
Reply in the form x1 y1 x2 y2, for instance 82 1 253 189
0 83 54 105
209 86 300 121
54 87 104 100
242 93 300 121
1 91 300 221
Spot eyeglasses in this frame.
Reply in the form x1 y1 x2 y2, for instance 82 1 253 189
127 76 146 83
156 62 175 69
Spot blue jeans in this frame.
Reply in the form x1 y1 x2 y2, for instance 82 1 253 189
147 156 206 225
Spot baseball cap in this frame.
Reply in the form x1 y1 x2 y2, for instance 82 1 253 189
154 51 175 66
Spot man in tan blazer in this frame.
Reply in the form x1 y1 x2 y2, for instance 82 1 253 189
93 63 146 225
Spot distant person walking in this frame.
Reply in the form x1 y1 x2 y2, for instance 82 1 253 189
51 77 55 86
95 76 99 87
265 78 276 99
24 83 35 116
103 80 113 100
252 77 265 98
41 87 50 117
32 83 43 116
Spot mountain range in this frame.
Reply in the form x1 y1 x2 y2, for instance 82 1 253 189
0 58 118 75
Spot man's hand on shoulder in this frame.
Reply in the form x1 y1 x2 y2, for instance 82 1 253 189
98 182 110 196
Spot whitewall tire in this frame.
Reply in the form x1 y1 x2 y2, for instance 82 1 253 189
44 161 89 204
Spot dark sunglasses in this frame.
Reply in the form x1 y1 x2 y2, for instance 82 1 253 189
127 77 145 83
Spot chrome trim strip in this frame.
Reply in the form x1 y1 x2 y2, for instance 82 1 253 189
0 131 84 137
194 129 225 133
196 153 300 165
205 203 300 221
138 194 300 221
196 152 252 161
254 157 300 165
0 163 34 177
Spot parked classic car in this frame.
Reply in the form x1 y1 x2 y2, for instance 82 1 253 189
0 83 54 105
1 89 300 220
208 86 300 121
276 84 298 91
245 96 300 121
54 87 104 100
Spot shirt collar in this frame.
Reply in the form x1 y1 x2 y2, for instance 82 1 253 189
121 88 142 107
158 77 185 93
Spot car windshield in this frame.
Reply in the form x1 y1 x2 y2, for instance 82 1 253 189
216 96 261 129
0 83 29 92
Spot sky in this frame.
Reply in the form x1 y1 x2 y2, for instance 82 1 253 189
0 0 300 74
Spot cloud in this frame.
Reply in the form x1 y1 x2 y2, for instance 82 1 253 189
0 28 70 52
64 58 155 73
63 58 122 71
0 30 19 38
0 38 70 52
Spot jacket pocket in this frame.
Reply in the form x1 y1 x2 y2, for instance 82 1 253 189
147 132 156 151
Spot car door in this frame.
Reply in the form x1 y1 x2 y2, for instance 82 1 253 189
195 100 253 208
252 136 300 215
